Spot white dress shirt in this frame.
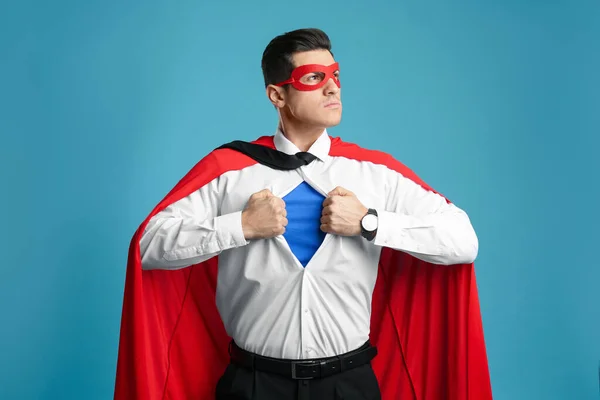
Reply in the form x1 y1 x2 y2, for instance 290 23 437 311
140 129 478 360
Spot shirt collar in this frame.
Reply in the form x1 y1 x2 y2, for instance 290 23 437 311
274 128 331 162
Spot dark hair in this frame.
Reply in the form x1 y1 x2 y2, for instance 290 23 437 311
261 28 333 88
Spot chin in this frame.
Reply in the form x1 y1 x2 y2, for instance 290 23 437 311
318 113 342 128
327 119 342 128
299 110 342 130
326 116 342 128
312 119 341 130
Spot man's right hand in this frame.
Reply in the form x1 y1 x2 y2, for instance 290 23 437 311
242 189 288 240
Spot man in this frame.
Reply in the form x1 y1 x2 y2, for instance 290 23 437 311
114 28 492 400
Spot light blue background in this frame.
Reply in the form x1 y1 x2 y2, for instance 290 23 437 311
1 0 599 399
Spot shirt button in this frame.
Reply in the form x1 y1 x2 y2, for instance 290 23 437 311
304 309 309 314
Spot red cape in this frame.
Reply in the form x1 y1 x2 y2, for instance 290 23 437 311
114 135 493 399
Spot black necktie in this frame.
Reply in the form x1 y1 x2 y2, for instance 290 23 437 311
217 141 318 171
294 151 317 166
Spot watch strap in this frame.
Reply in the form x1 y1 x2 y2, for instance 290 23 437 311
361 208 378 241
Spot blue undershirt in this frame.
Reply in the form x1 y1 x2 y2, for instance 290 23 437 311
282 182 327 267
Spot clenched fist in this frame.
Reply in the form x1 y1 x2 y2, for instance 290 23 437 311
242 189 288 240
320 186 368 236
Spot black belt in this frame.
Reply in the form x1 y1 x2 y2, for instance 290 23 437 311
229 341 377 380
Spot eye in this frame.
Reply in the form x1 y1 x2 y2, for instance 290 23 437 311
300 72 325 85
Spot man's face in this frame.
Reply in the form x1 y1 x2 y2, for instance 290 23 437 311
272 49 342 129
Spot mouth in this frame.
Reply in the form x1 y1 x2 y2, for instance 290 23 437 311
324 101 341 109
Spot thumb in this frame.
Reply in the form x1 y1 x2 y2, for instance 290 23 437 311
328 186 351 197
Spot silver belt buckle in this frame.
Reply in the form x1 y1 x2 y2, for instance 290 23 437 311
291 361 315 380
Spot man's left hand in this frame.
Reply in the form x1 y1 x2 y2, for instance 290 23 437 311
320 186 368 236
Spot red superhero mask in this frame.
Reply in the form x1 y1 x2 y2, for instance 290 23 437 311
274 62 340 91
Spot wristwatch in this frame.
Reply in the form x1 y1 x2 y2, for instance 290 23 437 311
360 208 378 241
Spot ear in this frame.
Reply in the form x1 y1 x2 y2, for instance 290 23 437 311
266 84 286 109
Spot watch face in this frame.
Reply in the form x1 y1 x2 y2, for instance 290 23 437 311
362 214 378 231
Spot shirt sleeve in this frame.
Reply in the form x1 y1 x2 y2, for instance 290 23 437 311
373 167 479 265
140 176 249 270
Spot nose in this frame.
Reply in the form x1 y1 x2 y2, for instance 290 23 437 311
322 77 340 95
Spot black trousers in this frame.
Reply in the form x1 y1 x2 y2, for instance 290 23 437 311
215 352 381 400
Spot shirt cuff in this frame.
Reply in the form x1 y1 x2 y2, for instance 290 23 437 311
216 211 249 250
372 209 456 259
372 209 413 249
